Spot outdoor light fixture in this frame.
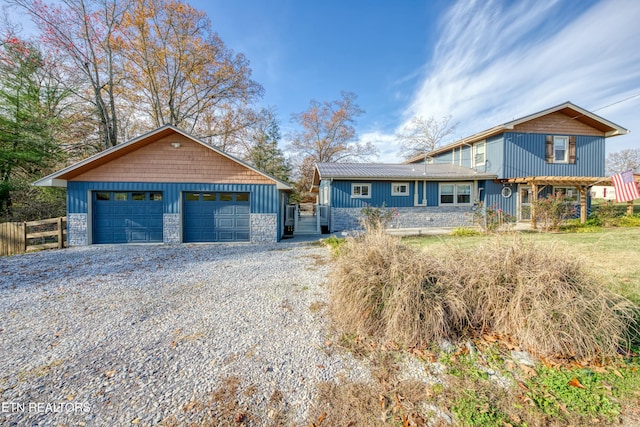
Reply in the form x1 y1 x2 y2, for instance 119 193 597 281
171 142 181 148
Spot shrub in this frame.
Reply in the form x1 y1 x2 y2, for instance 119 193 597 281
532 194 577 232
328 230 638 359
360 203 398 230
450 227 482 237
328 228 467 346
451 236 638 359
594 200 619 227
472 202 514 234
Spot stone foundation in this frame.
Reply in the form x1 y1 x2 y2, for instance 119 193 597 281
163 213 181 244
67 213 88 246
251 214 277 243
331 206 474 232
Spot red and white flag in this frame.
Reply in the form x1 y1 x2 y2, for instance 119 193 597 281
612 169 640 202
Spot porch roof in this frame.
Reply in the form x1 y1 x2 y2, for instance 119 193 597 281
313 162 497 185
500 174 640 187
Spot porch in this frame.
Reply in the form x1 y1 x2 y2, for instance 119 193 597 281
502 175 640 229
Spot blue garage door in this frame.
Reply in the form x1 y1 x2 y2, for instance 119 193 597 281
183 192 250 242
93 191 163 244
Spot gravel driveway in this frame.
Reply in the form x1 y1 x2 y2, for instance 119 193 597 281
0 242 368 426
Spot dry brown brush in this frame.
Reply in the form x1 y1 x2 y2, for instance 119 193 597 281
453 236 638 359
328 228 467 346
328 230 638 359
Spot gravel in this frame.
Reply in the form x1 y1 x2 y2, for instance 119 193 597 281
0 242 370 426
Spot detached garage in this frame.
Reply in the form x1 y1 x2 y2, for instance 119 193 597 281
34 125 292 245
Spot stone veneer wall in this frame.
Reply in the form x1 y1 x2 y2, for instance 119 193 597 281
250 213 277 243
163 213 181 244
331 206 474 232
67 213 88 246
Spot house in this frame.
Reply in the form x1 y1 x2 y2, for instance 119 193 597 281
312 102 631 232
590 186 616 200
34 125 292 245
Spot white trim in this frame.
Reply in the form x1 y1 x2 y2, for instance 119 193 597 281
391 182 410 196
553 135 569 163
473 141 486 168
351 183 371 198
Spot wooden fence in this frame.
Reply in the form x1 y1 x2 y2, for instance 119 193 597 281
0 217 66 256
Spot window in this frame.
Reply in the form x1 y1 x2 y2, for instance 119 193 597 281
546 135 576 164
351 183 371 198
202 193 216 201
439 183 473 206
236 193 249 202
474 141 486 167
219 193 233 202
96 192 110 201
150 192 163 201
554 136 568 163
185 192 200 201
132 192 146 201
553 187 579 203
391 182 409 196
114 192 128 201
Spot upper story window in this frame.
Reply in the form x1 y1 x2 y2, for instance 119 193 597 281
391 182 409 196
474 141 486 167
546 135 576 164
351 183 371 198
554 136 568 163
439 183 472 206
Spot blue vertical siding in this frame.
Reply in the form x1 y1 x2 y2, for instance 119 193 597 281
502 133 605 178
482 180 517 215
330 180 451 208
331 181 416 208
67 181 280 214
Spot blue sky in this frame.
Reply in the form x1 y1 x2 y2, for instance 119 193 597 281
196 0 640 162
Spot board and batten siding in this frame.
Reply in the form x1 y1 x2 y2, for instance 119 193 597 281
67 134 273 185
501 133 605 179
66 182 281 215
330 180 440 208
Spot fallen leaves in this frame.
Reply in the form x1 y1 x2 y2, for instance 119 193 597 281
567 377 587 389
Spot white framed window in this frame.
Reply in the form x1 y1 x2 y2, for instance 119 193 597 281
553 136 568 163
351 183 371 198
391 182 409 196
439 182 473 206
474 141 486 167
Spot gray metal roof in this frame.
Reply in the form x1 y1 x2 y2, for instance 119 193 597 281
315 162 497 181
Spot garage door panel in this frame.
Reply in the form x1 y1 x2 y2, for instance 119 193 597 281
235 217 250 228
93 192 163 244
183 192 250 242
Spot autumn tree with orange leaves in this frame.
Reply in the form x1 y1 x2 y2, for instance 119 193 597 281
9 0 264 154
288 91 377 194
119 0 263 136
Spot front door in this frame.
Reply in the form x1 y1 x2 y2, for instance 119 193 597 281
519 186 532 221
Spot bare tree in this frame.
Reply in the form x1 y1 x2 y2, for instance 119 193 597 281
10 0 126 150
287 91 377 192
397 115 458 160
606 148 640 176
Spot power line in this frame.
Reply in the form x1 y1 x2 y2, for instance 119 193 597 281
593 92 640 113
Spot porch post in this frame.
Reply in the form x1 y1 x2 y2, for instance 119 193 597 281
531 182 538 230
628 201 634 216
578 186 587 224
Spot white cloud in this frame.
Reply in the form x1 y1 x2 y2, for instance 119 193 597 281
391 0 640 157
